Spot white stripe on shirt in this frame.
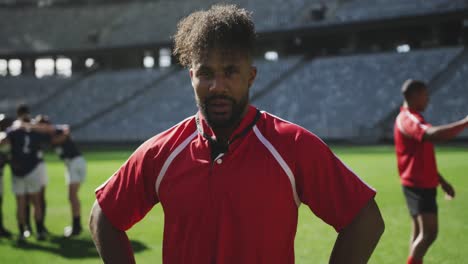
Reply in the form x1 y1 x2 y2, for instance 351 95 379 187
155 130 198 197
253 125 301 207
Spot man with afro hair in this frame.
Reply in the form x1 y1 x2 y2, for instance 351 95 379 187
90 5 384 263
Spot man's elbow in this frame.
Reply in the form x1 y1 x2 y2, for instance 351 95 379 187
89 200 101 238
423 128 440 142
367 199 385 239
374 209 385 239
341 198 385 238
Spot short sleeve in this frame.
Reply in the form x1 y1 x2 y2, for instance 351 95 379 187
95 142 159 231
396 112 428 142
295 132 376 232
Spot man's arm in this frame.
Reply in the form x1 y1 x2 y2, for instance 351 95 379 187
329 198 384 264
89 200 136 264
50 126 70 145
438 173 455 199
20 122 56 134
423 115 468 142
20 122 70 145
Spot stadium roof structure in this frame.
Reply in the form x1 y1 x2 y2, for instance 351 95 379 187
0 0 467 56
0 0 150 7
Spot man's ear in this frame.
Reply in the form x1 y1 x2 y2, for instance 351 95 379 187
248 66 257 88
189 68 195 87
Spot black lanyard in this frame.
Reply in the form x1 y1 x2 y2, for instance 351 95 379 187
195 109 261 161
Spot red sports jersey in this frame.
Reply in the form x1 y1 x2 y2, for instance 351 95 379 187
96 105 376 264
394 107 439 188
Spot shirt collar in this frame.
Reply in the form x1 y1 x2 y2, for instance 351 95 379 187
400 106 424 119
196 105 259 142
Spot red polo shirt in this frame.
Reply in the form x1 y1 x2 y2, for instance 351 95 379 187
394 107 439 188
96 105 376 264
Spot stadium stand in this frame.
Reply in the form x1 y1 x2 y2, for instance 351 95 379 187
0 4 123 53
34 68 169 127
2 0 466 53
253 47 463 140
73 57 304 142
0 0 318 52
233 0 328 31
250 56 304 98
103 0 330 45
97 0 220 47
67 47 465 143
0 75 76 114
73 68 195 142
425 48 468 137
1 47 465 143
333 0 468 22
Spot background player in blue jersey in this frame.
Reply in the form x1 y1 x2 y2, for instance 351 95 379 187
35 115 86 238
0 105 68 242
2 126 50 241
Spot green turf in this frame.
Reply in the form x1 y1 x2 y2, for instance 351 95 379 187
0 145 467 263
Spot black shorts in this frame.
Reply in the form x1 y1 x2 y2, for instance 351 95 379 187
402 186 438 217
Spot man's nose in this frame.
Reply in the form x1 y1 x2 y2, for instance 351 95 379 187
209 74 227 93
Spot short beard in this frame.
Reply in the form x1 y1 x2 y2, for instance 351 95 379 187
197 93 249 130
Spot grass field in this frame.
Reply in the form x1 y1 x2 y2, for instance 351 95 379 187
0 145 466 263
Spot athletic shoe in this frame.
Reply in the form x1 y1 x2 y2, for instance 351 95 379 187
0 228 12 238
17 233 26 245
36 230 47 241
63 226 82 238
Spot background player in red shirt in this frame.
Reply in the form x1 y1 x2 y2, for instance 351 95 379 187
394 79 468 264
90 4 384 264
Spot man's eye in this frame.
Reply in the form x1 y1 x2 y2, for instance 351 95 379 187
198 71 211 77
225 68 238 76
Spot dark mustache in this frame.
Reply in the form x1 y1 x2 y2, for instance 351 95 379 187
205 95 236 104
